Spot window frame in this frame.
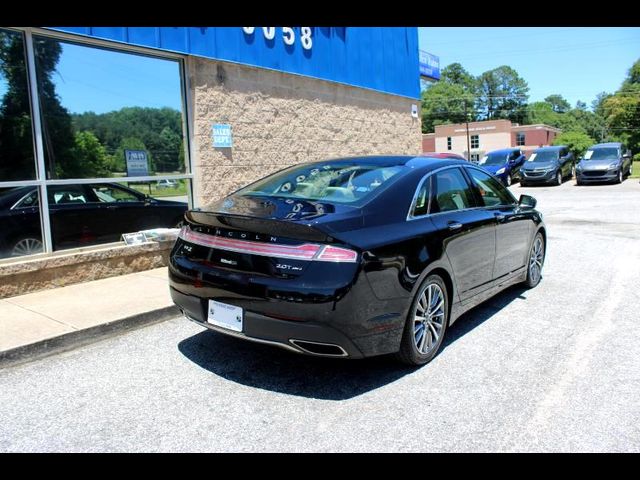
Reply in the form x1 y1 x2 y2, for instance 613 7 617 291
407 166 481 221
447 136 452 151
470 135 479 149
0 27 194 262
516 132 525 146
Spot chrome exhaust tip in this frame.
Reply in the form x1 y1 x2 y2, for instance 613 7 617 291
289 339 348 357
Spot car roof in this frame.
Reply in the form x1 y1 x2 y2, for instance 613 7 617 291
305 155 469 172
487 148 520 154
590 142 622 148
420 152 466 159
534 145 564 151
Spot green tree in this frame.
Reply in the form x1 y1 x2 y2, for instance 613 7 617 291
477 66 529 123
64 131 111 178
602 59 640 152
567 108 606 143
441 62 477 94
544 94 571 113
592 91 612 117
32 35 77 179
553 131 595 160
0 30 35 181
421 82 474 133
575 100 588 111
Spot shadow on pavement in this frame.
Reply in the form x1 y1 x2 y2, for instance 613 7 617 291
442 284 527 349
178 283 528 400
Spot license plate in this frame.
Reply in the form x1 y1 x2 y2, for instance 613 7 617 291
207 300 243 332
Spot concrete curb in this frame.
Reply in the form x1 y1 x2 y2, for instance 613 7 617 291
0 305 181 370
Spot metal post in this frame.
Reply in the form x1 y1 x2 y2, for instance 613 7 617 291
24 29 53 254
465 100 471 162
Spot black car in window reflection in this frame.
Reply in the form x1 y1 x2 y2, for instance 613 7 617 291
169 156 546 366
0 183 187 258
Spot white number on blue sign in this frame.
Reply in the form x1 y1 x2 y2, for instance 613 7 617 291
242 27 313 50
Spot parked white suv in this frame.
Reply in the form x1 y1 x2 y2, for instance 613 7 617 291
156 179 178 189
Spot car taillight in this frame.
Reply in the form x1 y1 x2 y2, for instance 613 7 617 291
178 226 358 263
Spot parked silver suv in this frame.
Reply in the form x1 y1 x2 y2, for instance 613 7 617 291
576 142 633 185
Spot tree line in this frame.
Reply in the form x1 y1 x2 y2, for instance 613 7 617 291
421 60 640 159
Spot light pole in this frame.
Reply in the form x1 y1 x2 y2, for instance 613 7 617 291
465 100 471 162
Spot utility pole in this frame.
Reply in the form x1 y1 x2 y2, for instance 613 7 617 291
465 100 471 162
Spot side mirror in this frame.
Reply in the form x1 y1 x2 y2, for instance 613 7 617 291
519 194 537 209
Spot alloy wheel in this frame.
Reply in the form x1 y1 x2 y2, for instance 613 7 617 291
11 238 43 257
506 174 512 187
556 171 562 185
528 236 544 285
413 283 446 355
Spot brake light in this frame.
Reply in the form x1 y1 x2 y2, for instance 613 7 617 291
316 245 359 262
178 226 357 263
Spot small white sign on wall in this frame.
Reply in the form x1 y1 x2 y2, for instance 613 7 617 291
411 104 418 118
212 124 233 148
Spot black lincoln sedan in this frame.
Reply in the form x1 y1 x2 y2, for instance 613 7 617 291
169 156 546 366
0 183 187 258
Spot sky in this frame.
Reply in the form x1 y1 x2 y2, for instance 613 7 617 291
418 27 640 109
2 28 638 114
50 42 183 114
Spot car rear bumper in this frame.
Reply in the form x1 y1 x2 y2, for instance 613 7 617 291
169 266 406 359
172 286 364 357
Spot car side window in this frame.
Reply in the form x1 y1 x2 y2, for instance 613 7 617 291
48 186 89 205
91 185 141 203
466 168 515 208
412 176 431 217
14 189 39 209
430 168 475 214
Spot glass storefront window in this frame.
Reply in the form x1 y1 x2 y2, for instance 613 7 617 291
33 35 187 180
0 29 37 181
1 29 191 260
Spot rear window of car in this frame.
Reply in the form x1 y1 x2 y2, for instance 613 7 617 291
236 163 405 204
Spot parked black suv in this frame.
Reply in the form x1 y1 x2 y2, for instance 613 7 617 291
520 146 574 186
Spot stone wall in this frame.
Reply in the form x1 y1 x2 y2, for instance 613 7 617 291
188 57 422 206
0 242 173 299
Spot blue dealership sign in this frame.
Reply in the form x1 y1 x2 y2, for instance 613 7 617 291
419 50 440 80
50 27 421 99
212 124 233 148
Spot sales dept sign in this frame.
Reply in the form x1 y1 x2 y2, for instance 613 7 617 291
212 124 233 148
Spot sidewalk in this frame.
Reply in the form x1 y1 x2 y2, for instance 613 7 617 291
0 267 179 369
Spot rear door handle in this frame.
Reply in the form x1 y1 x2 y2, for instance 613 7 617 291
448 221 463 231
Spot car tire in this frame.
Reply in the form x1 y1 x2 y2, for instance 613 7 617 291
628 162 633 177
505 174 512 187
616 170 623 184
555 171 562 186
11 236 43 257
571 165 576 178
524 232 545 289
395 274 449 366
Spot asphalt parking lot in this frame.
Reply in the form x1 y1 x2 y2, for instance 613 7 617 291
1 177 639 452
